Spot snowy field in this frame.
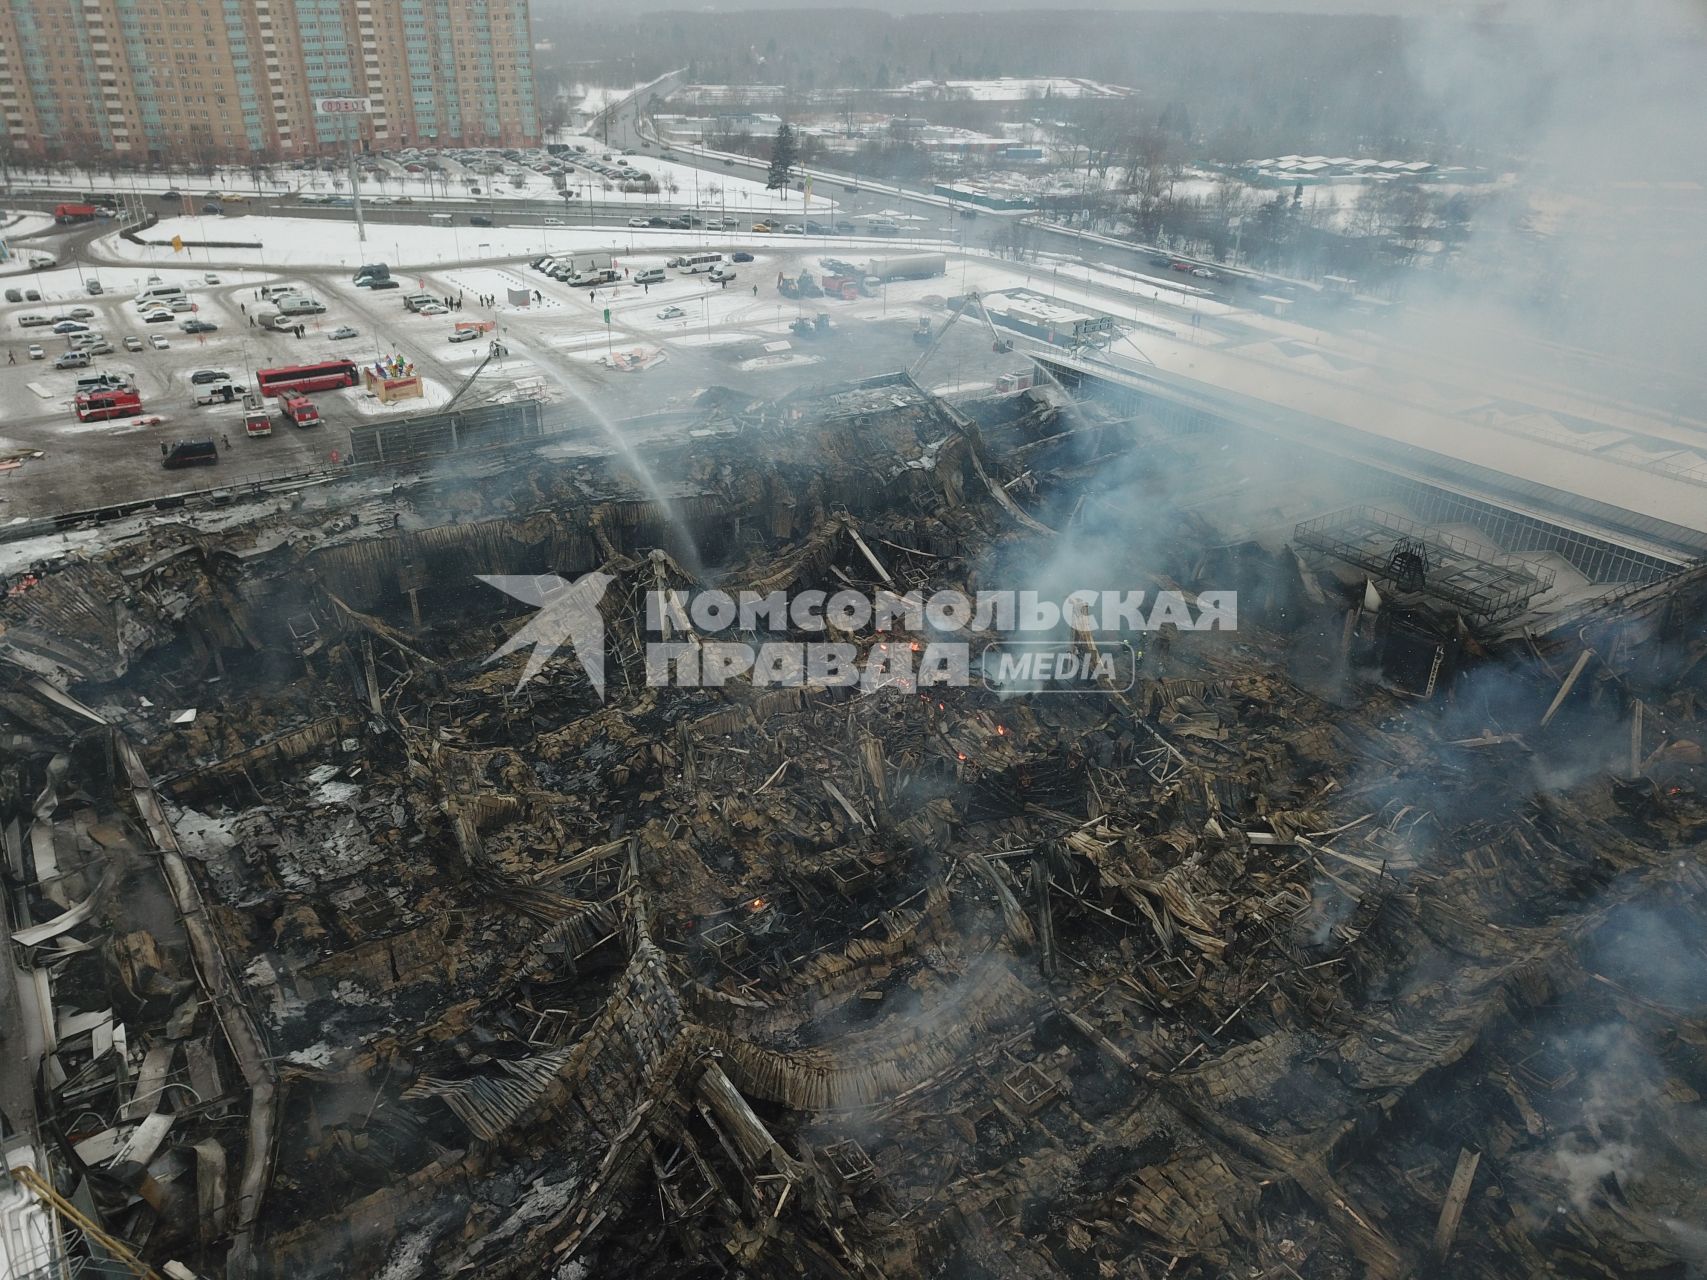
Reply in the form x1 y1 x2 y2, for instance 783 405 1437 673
3 135 831 216
99 216 953 272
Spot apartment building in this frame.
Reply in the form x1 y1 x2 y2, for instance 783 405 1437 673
0 0 538 162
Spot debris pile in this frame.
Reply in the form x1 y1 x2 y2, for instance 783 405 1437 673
1 374 1703 1279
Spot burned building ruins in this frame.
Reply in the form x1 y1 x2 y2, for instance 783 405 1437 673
2 370 1704 1279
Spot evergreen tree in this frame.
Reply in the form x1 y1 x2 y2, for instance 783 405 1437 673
766 123 798 191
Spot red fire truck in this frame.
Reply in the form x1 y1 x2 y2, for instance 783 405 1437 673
54 203 99 224
242 393 272 438
75 388 143 422
278 393 322 428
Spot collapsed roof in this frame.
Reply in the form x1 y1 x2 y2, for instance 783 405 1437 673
2 375 1704 1280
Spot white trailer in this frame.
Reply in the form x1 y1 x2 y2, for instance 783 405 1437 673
865 253 947 281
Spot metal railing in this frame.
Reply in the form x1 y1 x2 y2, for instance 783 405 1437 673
1295 504 1557 622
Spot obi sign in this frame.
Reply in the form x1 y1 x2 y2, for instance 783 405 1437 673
314 97 372 115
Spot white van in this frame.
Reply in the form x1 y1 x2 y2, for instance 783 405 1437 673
634 267 666 286
428 212 453 225
275 294 326 316
135 284 187 305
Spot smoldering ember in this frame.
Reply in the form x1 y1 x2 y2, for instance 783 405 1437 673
2 363 1704 1280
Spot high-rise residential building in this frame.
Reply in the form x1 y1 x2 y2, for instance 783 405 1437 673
0 0 538 163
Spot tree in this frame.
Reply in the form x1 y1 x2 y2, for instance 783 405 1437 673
766 123 797 191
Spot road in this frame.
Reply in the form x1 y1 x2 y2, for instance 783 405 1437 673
594 96 1245 300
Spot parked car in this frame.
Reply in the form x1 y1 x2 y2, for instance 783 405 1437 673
190 369 231 384
52 320 91 334
150 334 170 349
180 319 218 334
3 289 19 303
329 325 360 340
628 217 649 228
448 327 480 343
142 310 174 324
68 307 96 320
85 281 104 295
417 303 449 316
203 272 221 284
731 252 754 263
648 216 669 228
782 224 804 235
123 336 144 352
657 306 686 320
23 290 39 302
367 279 400 290
26 344 44 360
81 340 114 355
15 314 50 327
54 350 91 369
469 215 492 226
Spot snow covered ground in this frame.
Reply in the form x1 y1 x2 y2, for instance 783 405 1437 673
99 216 951 273
4 137 831 216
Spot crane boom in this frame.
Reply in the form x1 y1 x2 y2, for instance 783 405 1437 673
442 339 509 413
906 291 1012 382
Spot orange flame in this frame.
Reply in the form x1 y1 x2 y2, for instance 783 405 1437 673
745 896 769 912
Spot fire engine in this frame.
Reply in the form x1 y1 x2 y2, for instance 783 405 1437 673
278 393 322 428
75 388 143 422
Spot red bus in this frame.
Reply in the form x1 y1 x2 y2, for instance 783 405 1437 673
278 393 322 428
75 388 143 421
254 359 358 397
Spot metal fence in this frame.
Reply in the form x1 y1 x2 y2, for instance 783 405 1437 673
1295 505 1557 623
347 399 547 465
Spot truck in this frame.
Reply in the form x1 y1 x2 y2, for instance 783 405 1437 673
242 393 272 438
75 388 144 422
53 203 99 224
278 393 322 428
557 251 613 278
865 253 947 282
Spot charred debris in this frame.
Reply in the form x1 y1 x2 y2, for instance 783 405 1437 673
1 373 1704 1280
